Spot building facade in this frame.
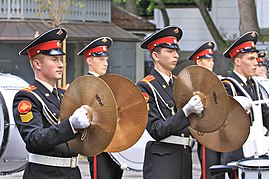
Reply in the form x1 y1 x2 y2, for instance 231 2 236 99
0 0 144 83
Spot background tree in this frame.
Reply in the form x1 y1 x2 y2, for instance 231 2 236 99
238 0 260 35
156 0 169 26
194 0 228 52
35 0 83 28
34 0 83 87
113 0 265 75
126 0 136 14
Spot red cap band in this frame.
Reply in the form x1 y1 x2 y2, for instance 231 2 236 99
84 46 108 58
27 40 62 58
229 41 255 59
148 36 177 52
192 49 213 62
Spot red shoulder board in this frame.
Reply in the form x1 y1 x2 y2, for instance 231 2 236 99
22 85 37 92
141 75 155 84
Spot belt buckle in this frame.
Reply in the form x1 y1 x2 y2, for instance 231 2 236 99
70 157 78 168
188 136 195 147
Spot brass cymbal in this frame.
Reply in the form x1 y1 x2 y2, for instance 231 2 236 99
60 76 118 156
100 74 148 152
174 65 229 132
189 96 250 152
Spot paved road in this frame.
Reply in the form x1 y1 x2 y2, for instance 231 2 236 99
1 144 202 179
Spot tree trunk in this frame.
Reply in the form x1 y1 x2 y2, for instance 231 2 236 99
194 0 228 51
156 0 169 26
238 0 260 35
126 0 136 14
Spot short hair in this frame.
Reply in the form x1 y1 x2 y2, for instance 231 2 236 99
233 52 245 60
150 47 162 60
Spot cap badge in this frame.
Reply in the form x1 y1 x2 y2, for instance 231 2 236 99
56 29 63 35
174 28 179 34
208 42 212 46
209 49 212 53
103 46 107 51
102 38 108 43
251 32 256 37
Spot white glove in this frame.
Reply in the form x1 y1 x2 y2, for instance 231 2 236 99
69 106 91 129
182 95 204 117
233 96 252 113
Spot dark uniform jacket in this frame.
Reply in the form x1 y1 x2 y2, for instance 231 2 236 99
86 72 123 179
137 69 192 179
221 72 269 164
13 80 81 179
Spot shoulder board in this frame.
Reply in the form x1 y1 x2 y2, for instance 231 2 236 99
141 75 155 84
22 85 37 92
57 86 66 91
222 79 232 84
172 75 177 79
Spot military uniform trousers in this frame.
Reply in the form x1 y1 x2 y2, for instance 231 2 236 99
143 141 192 179
88 152 123 179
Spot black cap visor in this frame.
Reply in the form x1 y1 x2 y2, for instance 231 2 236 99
156 43 180 50
199 54 214 59
91 52 109 57
239 47 259 54
39 48 65 56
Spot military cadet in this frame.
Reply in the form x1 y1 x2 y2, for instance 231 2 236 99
136 26 204 179
253 51 269 95
77 37 123 179
13 28 91 179
187 41 224 179
221 32 269 172
188 41 215 71
255 51 267 78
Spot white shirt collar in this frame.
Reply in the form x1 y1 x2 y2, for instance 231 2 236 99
88 70 100 77
233 70 248 85
155 68 173 85
35 78 56 93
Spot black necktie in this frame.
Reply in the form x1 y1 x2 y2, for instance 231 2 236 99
246 79 254 99
169 78 173 88
52 88 60 100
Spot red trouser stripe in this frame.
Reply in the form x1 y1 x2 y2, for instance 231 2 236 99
202 145 206 179
94 155 97 179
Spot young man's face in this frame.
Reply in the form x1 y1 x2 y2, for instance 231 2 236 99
255 65 267 78
153 47 179 73
87 56 108 75
32 54 64 84
196 58 214 71
235 52 258 78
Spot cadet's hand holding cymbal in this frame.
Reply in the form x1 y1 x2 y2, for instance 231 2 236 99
69 105 91 129
182 95 204 117
233 96 252 113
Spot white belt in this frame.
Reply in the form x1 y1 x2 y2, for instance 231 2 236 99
28 153 78 168
160 135 195 147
